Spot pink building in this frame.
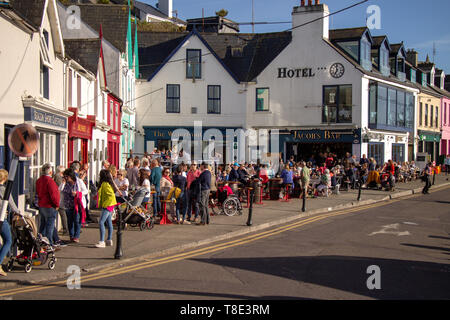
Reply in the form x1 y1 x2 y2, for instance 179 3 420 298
441 96 450 156
431 70 450 160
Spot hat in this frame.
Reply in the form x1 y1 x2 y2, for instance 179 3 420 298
234 163 239 166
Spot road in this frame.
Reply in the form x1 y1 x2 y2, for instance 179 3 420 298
1 186 449 301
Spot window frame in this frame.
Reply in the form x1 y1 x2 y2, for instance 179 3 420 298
207 85 221 114
323 85 353 124
256 87 270 112
166 84 181 114
186 49 202 79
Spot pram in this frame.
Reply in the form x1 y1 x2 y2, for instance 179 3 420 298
210 186 243 217
119 188 154 231
6 213 56 273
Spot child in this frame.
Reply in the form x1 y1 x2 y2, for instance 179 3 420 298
95 169 118 248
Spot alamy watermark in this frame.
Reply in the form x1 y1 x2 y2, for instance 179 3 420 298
66 265 81 290
170 121 280 167
366 265 381 290
366 5 381 30
66 5 81 30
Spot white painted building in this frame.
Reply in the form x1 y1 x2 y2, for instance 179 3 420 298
0 0 71 213
136 0 419 165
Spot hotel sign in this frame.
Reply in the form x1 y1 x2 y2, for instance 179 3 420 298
277 67 317 79
24 107 67 130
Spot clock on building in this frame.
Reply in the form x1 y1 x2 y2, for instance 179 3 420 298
330 63 345 78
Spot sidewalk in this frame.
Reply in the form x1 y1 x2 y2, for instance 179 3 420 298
1 175 449 288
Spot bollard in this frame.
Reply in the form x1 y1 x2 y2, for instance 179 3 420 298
246 187 254 226
432 170 436 185
114 207 123 259
357 179 362 201
302 188 306 212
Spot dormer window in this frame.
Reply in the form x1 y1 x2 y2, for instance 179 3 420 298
360 35 372 71
379 45 390 76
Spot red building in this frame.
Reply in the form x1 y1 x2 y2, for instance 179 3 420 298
107 93 122 168
68 107 96 166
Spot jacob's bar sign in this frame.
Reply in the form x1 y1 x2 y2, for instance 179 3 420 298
289 129 361 144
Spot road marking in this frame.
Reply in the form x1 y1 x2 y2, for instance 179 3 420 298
403 222 418 226
368 223 411 236
0 184 448 297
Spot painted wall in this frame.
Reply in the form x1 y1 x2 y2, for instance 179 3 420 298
135 34 247 153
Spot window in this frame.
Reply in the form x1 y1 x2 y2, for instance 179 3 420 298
256 88 269 112
110 100 113 128
40 61 49 99
405 93 414 129
337 41 359 61
425 104 428 126
410 69 416 83
387 88 397 126
166 84 180 113
396 91 405 127
368 143 384 165
435 106 439 128
323 85 352 123
77 75 81 109
430 105 434 127
392 144 405 163
207 85 221 114
369 84 377 124
380 47 390 76
419 102 423 126
360 36 372 71
186 49 201 79
377 85 387 125
422 73 427 87
444 103 447 125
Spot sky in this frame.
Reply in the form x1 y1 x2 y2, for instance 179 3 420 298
142 0 450 74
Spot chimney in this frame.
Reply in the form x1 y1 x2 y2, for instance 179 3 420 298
158 0 173 18
406 49 418 67
292 1 329 40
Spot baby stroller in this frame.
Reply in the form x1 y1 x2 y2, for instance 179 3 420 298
119 188 154 231
6 213 56 273
210 187 243 217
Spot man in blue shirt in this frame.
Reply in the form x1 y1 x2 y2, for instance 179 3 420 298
150 159 162 216
197 162 211 225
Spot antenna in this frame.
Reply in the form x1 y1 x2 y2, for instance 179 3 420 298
432 42 436 63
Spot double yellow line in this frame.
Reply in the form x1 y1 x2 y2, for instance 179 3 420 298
0 185 447 297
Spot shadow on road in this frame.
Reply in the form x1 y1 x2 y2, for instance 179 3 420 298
190 255 450 299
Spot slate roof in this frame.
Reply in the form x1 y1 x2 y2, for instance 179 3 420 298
75 4 130 53
323 38 418 90
64 39 101 76
8 0 46 29
371 36 387 48
329 27 368 41
137 30 292 82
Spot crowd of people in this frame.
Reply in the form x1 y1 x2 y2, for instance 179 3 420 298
0 148 447 277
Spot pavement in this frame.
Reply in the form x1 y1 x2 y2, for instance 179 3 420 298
1 174 449 289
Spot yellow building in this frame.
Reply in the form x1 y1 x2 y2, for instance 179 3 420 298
417 88 442 162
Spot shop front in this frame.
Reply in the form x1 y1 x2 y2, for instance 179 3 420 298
21 100 72 209
418 130 441 162
108 131 122 168
280 128 361 162
143 126 245 164
68 107 95 166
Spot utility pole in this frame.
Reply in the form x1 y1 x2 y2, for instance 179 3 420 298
252 0 255 33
